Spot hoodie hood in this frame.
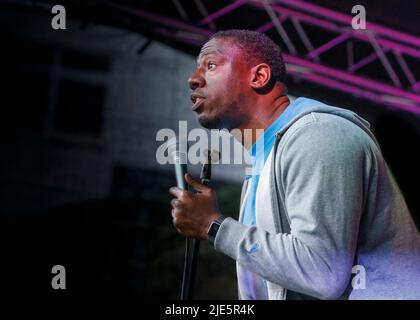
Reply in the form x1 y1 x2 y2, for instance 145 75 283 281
277 97 378 146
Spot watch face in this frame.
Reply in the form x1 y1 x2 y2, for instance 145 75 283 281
208 221 220 237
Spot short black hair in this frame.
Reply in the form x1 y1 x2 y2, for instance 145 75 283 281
209 29 287 84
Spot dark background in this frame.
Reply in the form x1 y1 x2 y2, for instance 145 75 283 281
0 0 419 300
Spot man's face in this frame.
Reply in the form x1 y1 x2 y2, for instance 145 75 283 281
188 37 251 130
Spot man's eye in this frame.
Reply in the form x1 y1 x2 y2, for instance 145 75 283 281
207 62 216 70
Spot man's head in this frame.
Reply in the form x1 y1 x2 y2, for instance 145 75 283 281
188 29 287 130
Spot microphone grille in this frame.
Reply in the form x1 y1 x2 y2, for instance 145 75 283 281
167 137 188 164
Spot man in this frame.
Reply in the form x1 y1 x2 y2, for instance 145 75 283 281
169 29 420 299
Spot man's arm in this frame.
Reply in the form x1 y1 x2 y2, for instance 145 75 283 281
215 116 370 299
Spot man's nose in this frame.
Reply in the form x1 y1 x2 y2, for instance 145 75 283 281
188 70 205 90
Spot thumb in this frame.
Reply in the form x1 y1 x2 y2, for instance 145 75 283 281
185 173 208 192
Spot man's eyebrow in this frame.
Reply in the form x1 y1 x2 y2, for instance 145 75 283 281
196 49 225 63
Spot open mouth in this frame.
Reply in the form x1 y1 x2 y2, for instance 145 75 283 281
191 94 206 111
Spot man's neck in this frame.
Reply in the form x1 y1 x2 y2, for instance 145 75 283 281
232 95 290 150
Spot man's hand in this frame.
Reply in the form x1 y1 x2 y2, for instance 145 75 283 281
169 173 221 240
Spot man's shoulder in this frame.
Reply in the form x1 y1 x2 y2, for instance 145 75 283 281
275 111 377 165
281 111 370 142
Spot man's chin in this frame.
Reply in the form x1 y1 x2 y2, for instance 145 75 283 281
198 115 231 130
197 115 216 129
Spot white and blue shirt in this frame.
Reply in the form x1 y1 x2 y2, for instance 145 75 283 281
237 97 308 299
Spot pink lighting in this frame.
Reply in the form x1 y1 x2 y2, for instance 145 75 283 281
112 2 420 115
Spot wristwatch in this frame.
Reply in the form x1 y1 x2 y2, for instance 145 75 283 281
207 215 226 246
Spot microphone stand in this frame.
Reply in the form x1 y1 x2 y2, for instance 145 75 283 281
180 153 212 300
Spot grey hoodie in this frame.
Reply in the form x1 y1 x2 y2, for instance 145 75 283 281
214 97 420 300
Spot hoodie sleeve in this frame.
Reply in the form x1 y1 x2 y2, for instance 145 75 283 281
215 113 370 299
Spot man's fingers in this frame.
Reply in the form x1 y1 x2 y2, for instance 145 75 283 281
169 174 209 197
169 186 187 198
170 198 181 208
185 173 208 192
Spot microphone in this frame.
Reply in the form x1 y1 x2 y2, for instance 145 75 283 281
168 136 192 300
168 138 219 300
168 137 188 190
201 149 219 186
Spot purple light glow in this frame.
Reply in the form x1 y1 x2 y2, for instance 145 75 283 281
249 2 420 59
284 53 420 104
123 7 420 115
348 50 386 73
277 0 420 48
307 32 352 59
412 82 420 92
288 68 420 115
108 3 213 37
256 15 288 33
199 0 247 25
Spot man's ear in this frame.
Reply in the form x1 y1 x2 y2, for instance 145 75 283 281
250 63 271 89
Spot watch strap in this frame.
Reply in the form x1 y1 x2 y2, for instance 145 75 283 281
207 215 226 246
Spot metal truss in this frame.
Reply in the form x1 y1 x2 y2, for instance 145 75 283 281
108 0 420 115
5 0 418 114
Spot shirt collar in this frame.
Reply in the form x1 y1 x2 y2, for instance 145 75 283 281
246 98 302 177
